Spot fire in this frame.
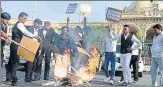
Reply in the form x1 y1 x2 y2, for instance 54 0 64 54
53 44 101 86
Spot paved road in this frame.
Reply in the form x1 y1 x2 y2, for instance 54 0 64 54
1 64 153 86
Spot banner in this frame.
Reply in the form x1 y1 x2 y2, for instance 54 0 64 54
66 3 78 14
80 3 92 15
106 7 122 22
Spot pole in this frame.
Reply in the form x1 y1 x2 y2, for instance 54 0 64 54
33 0 37 20
79 12 81 23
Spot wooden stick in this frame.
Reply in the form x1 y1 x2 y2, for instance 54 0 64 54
2 31 35 54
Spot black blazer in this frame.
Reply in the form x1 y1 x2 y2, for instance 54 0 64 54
1 22 8 46
26 26 34 34
38 28 57 53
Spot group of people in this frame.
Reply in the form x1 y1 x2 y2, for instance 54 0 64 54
1 11 163 87
102 23 163 86
1 11 91 86
102 24 141 86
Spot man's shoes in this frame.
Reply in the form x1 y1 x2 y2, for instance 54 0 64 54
118 79 124 83
44 77 49 80
127 82 132 86
33 73 41 81
103 77 110 83
109 79 114 85
133 80 138 83
3 80 11 85
119 82 128 86
25 78 31 82
31 78 36 81
11 82 22 86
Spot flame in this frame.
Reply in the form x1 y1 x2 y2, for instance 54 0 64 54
74 44 100 83
56 44 101 85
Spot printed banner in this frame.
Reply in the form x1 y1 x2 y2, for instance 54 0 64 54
80 3 92 15
106 7 122 22
66 3 78 14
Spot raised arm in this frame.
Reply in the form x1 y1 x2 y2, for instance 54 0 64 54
17 23 34 38
111 29 121 40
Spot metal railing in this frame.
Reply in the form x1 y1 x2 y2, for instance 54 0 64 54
142 42 152 66
93 41 153 66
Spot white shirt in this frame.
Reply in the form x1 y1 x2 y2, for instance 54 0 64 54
17 22 34 38
78 33 82 37
33 27 38 37
112 31 141 51
43 29 47 38
124 33 129 40
151 32 163 58
132 42 142 55
104 30 118 52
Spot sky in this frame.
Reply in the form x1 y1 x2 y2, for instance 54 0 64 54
2 1 133 22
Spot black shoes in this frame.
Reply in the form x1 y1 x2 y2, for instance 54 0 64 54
25 78 31 82
11 82 22 86
31 73 40 81
3 80 11 85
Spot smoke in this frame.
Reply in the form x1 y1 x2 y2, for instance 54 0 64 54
72 52 89 71
71 26 93 71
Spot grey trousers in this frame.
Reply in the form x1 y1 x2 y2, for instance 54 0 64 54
150 57 163 86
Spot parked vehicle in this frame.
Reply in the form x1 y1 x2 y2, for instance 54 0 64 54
101 44 144 77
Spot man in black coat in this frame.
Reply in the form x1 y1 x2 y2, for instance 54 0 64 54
24 18 42 82
1 12 11 66
8 12 37 86
38 21 58 80
1 12 12 85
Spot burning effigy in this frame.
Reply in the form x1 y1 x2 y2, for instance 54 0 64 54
42 17 102 86
52 45 101 86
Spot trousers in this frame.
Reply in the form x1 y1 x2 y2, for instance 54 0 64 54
130 55 139 81
150 57 163 86
9 42 20 83
120 53 132 83
104 52 116 80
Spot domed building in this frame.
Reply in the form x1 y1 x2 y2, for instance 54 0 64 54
119 1 163 42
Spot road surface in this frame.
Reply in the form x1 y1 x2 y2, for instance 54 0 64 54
1 64 152 86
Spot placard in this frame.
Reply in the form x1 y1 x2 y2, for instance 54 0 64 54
66 3 78 14
17 36 40 62
106 7 122 22
80 3 92 15
67 29 82 42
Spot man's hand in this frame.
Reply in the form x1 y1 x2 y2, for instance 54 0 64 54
127 48 133 52
1 37 7 41
1 32 8 41
33 36 40 40
1 32 8 39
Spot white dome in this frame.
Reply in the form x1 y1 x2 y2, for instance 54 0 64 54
124 1 163 14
